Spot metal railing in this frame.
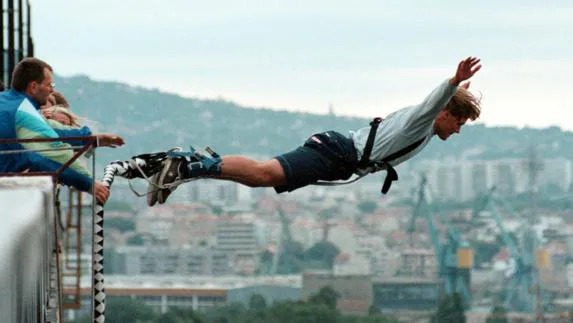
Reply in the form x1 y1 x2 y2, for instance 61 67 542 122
0 136 97 322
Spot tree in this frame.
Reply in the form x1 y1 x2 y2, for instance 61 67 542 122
268 301 341 323
155 312 186 323
71 297 156 323
430 293 466 323
341 315 401 323
226 302 248 318
486 304 509 323
155 308 204 323
305 241 340 270
249 294 268 311
368 304 378 316
308 286 340 311
202 302 247 323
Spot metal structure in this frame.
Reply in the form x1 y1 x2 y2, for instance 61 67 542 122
474 186 548 314
270 207 293 275
410 175 473 308
61 188 85 310
0 0 34 86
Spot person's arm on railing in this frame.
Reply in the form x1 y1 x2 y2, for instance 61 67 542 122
15 101 109 203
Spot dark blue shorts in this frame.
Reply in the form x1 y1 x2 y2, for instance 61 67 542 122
274 131 358 194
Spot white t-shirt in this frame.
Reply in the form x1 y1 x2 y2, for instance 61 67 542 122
349 79 458 170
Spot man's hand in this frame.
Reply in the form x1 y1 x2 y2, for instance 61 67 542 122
97 133 125 148
450 57 481 86
92 180 110 205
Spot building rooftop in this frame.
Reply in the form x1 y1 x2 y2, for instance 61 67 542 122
372 276 440 284
77 274 302 290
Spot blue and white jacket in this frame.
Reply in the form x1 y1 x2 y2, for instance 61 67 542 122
0 90 93 192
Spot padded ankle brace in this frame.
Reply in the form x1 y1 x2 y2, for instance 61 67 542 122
168 145 223 177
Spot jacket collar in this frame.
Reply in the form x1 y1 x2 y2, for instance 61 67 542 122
10 89 41 110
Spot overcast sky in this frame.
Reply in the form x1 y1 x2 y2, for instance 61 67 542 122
32 1 573 130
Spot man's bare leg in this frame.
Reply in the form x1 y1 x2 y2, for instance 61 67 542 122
151 153 287 206
214 155 286 187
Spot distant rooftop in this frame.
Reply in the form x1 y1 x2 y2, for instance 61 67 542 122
76 274 302 290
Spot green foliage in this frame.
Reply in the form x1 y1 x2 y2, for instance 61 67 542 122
304 241 341 270
308 286 340 310
155 312 187 323
71 297 157 323
268 301 341 323
258 239 340 275
342 315 401 323
430 293 466 323
248 294 268 311
485 304 509 323
201 302 247 323
156 308 204 323
71 287 400 323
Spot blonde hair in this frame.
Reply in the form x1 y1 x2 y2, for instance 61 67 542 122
44 105 81 127
444 88 481 120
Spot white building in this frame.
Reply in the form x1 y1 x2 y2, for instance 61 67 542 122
413 157 573 201
111 245 233 276
216 216 259 275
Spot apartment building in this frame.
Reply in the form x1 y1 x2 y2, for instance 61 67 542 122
216 216 259 275
415 158 573 201
397 248 437 279
109 245 233 276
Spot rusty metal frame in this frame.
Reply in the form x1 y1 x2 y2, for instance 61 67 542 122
0 136 96 180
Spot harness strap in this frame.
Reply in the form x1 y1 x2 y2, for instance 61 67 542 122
312 117 426 195
358 117 382 168
354 117 427 194
375 136 426 194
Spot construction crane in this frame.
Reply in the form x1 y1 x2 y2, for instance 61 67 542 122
318 206 337 241
270 206 294 275
410 175 473 308
475 186 548 314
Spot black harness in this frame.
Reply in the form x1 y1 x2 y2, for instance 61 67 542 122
358 117 426 194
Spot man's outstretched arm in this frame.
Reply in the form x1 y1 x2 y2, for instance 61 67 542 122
403 57 482 128
48 120 125 149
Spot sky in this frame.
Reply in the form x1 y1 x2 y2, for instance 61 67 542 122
32 0 573 130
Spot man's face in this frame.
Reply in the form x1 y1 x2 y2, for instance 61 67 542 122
435 110 467 141
29 68 54 105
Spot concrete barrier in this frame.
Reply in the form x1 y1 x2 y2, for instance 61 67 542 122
0 176 58 323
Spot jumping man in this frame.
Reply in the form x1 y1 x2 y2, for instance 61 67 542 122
147 56 482 206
